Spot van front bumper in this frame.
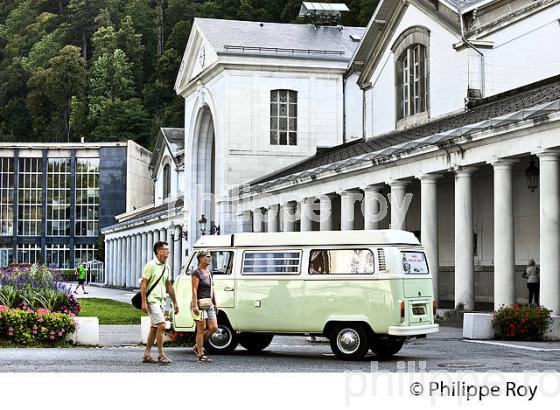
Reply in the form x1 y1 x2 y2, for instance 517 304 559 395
388 323 439 336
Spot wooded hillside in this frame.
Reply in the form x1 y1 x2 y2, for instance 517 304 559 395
0 0 376 149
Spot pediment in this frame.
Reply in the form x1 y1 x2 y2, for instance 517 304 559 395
174 23 218 95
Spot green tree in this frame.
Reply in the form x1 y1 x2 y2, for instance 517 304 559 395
0 58 32 140
68 0 102 60
26 45 86 141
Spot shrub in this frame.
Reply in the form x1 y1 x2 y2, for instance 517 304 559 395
492 304 552 341
0 264 80 316
0 306 76 346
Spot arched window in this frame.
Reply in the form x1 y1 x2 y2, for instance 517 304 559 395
392 26 430 123
270 90 297 146
163 163 171 199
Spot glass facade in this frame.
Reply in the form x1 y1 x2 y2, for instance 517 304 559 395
47 159 71 236
75 158 99 237
46 244 70 269
0 248 13 268
0 158 14 236
18 157 43 236
74 244 97 265
17 243 41 264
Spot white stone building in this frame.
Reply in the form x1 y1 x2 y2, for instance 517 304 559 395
102 129 187 286
104 0 560 316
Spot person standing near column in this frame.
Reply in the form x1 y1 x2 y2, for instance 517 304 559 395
523 258 540 305
141 241 179 365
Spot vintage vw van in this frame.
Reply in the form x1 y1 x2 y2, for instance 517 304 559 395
172 230 438 360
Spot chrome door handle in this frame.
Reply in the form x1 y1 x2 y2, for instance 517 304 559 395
224 287 234 291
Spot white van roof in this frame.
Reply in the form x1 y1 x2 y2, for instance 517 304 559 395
194 230 421 248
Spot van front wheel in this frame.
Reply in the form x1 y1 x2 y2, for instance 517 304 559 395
329 324 369 360
205 322 238 354
369 336 405 359
239 333 274 352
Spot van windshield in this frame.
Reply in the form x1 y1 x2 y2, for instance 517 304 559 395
188 250 233 275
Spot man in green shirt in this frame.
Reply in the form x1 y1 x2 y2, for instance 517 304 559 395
73 261 89 294
141 241 179 365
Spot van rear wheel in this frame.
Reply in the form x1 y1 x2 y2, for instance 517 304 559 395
329 324 369 360
205 322 238 354
369 336 405 359
239 333 274 352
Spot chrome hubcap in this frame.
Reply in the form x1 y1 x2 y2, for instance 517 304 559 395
209 326 232 349
336 328 360 354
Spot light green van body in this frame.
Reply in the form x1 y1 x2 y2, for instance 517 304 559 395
172 230 438 339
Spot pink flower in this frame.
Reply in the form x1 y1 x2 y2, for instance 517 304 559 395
49 335 54 340
38 309 50 315
58 331 63 336
38 317 43 323
0 305 9 311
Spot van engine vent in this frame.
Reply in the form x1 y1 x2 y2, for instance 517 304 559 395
377 248 387 271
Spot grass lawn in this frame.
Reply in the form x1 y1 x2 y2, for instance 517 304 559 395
78 298 146 325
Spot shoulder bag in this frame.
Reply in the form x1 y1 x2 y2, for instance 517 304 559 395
131 265 167 310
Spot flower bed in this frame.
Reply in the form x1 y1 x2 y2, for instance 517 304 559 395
492 304 552 341
0 264 80 316
0 306 76 346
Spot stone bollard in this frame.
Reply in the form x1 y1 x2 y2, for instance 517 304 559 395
140 316 173 344
65 317 100 345
463 313 494 339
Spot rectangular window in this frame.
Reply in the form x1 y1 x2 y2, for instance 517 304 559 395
242 250 301 275
17 158 42 236
75 158 99 237
398 44 427 120
270 90 297 146
401 251 429 274
47 159 71 236
17 243 41 265
0 248 13 268
46 244 70 268
74 244 97 265
309 249 374 275
0 158 14 236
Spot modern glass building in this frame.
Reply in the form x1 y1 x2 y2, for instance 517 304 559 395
0 141 153 269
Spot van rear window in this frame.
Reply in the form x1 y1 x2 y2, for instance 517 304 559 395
309 249 374 275
242 251 301 275
401 252 429 274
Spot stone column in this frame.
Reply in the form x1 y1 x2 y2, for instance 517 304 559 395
300 197 315 232
125 236 132 287
340 189 361 230
282 202 296 232
160 228 167 244
420 174 441 300
253 208 264 233
538 151 560 314
153 229 160 245
118 237 124 287
363 184 385 230
454 167 476 310
147 231 154 264
174 225 182 279
390 180 409 230
136 234 143 286
141 232 147 272
105 239 111 286
320 194 334 231
131 235 137 287
492 159 518 309
267 204 280 232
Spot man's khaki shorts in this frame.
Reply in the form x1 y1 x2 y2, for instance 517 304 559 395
147 302 165 328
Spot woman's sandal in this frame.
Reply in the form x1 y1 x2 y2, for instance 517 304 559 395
197 354 212 363
142 356 158 364
158 355 172 365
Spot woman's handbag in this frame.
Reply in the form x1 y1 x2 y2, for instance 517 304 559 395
198 298 213 309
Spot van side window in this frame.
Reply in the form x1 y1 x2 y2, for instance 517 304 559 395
242 251 301 275
188 250 233 275
309 249 374 275
401 251 429 274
